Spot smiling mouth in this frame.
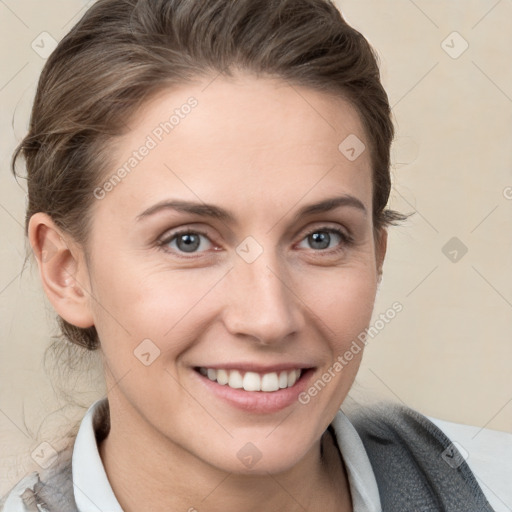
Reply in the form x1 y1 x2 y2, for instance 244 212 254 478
194 367 305 392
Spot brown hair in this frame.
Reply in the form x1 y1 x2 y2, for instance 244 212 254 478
13 0 408 352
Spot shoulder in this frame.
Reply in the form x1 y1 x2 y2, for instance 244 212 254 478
0 443 78 512
427 415 512 512
0 472 41 512
0 399 109 512
342 400 501 511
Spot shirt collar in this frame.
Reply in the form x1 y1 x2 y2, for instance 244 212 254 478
331 408 382 511
72 398 123 512
72 397 381 512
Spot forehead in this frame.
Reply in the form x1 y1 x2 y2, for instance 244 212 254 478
122 73 368 161
95 74 373 223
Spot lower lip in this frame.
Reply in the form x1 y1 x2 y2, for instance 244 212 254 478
193 368 315 413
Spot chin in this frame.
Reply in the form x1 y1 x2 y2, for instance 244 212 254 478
198 433 317 476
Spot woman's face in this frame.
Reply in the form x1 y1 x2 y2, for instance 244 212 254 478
78 73 386 474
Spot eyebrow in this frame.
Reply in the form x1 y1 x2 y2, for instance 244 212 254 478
136 195 367 224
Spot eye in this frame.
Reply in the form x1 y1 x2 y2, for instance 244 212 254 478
157 226 353 257
297 227 353 253
158 229 214 255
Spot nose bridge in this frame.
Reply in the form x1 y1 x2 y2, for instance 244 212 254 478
224 245 302 343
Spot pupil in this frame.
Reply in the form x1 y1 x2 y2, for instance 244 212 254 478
178 233 199 252
311 232 329 250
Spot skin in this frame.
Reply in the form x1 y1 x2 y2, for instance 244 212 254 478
29 73 387 512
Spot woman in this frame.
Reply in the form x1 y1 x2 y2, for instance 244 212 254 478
0 0 502 510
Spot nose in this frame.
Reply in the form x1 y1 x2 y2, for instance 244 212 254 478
221 251 304 345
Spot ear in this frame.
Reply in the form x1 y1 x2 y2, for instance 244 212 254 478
28 212 94 328
374 227 388 282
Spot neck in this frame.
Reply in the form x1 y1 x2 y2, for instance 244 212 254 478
98 399 352 512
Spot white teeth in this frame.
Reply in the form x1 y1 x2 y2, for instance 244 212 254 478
216 369 229 385
243 372 261 391
198 367 303 392
278 371 288 388
228 370 243 389
261 372 279 392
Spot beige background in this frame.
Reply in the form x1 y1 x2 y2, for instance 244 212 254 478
1 0 511 494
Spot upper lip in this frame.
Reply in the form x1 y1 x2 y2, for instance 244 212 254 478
194 363 314 373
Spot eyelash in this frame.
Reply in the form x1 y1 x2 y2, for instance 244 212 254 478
157 226 354 258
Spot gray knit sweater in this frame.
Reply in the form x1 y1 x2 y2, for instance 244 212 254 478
0 400 495 511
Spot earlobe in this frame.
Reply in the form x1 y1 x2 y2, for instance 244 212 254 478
28 212 94 329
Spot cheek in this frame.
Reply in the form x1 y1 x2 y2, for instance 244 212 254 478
294 269 376 415
88 262 220 361
297 263 378 340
